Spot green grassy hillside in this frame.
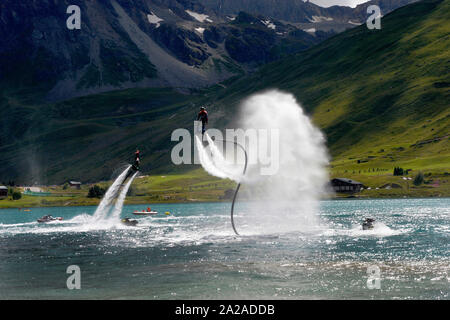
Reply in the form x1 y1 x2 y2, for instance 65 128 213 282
207 0 449 180
0 0 448 192
0 85 207 184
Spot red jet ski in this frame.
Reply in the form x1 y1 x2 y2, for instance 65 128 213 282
37 215 63 223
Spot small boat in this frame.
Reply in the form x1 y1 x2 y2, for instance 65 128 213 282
37 215 63 223
362 218 375 230
132 210 158 216
121 218 138 226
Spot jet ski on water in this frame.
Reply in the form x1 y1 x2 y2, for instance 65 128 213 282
37 215 63 223
362 218 375 230
121 218 138 226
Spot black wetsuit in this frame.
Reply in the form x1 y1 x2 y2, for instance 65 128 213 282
133 152 140 170
197 110 208 134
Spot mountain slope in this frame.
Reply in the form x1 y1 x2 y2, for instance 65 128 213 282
0 0 331 101
0 0 448 184
0 0 417 102
209 0 449 173
198 0 418 28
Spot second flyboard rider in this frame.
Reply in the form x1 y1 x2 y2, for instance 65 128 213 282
197 106 208 138
125 149 140 180
133 149 140 171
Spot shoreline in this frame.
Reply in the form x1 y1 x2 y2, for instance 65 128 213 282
2 169 448 209
1 194 448 210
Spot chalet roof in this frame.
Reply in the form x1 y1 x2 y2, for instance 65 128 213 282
69 181 82 185
0 186 8 190
332 178 363 185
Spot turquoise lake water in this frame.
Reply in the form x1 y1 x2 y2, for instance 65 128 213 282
0 198 448 299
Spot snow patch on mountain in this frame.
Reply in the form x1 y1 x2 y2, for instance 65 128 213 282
261 19 276 30
195 27 205 34
348 20 362 25
308 15 334 23
186 10 213 23
147 11 163 28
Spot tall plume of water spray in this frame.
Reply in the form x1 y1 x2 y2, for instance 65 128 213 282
239 90 329 234
111 171 139 220
93 165 132 221
197 90 329 234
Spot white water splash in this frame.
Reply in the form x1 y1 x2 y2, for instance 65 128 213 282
111 171 139 220
204 134 244 182
322 222 407 238
93 165 131 221
195 135 233 181
197 90 330 235
238 90 329 234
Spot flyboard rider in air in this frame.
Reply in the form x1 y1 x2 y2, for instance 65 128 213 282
124 149 141 180
197 106 208 138
132 149 140 171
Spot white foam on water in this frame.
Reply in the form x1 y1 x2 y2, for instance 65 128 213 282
321 222 407 238
0 221 37 228
20 166 141 232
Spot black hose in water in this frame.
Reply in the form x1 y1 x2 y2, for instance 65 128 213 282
206 138 248 235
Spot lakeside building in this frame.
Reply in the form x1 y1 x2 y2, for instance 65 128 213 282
331 178 364 193
0 186 8 198
69 181 82 189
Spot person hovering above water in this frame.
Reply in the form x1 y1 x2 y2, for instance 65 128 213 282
197 106 208 137
125 149 141 181
133 149 140 171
